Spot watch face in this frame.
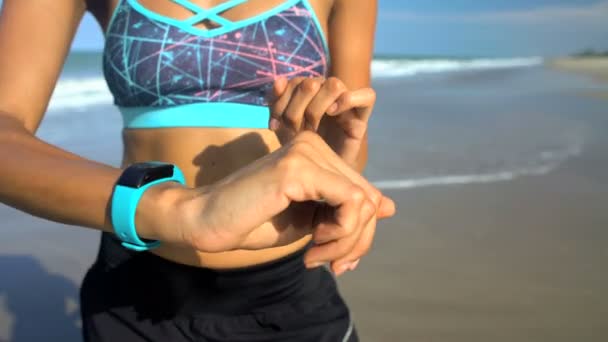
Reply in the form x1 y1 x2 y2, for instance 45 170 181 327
116 162 175 188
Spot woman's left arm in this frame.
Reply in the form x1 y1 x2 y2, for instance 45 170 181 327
325 0 377 171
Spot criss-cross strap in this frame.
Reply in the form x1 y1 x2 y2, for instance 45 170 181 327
171 0 248 28
122 0 311 38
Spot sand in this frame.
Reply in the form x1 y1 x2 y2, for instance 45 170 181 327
549 57 608 80
338 136 608 341
549 57 608 98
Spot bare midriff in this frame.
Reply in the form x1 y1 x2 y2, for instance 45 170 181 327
122 128 311 269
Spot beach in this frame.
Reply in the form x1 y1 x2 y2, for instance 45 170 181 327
549 57 608 99
340 137 608 341
549 57 608 81
334 58 608 341
1 55 608 341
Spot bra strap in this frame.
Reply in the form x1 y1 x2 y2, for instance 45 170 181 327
171 0 248 28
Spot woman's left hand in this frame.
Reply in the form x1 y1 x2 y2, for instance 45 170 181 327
268 76 376 167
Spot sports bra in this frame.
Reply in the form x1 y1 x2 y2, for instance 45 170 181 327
103 0 329 129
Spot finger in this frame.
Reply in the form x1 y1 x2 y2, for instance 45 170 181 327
307 138 384 210
310 204 352 245
331 214 376 276
303 191 374 267
304 77 347 131
272 77 289 98
291 132 386 218
328 88 377 123
278 149 368 209
313 196 392 256
270 77 306 119
267 76 288 103
377 195 396 219
282 78 324 133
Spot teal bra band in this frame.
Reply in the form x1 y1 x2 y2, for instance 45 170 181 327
111 166 186 252
119 102 271 129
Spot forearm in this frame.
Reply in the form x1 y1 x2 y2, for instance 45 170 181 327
0 113 120 231
326 0 376 173
0 113 174 240
353 135 368 172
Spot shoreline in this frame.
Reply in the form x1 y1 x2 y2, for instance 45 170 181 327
548 57 608 99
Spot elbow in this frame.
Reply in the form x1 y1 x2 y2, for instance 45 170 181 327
0 112 34 140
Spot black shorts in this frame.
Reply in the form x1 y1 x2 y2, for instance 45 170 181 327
80 234 358 342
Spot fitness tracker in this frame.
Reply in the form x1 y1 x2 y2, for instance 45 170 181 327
110 162 186 251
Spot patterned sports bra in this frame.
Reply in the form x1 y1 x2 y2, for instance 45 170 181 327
103 0 329 129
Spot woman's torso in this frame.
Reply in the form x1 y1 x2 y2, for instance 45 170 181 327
91 0 333 269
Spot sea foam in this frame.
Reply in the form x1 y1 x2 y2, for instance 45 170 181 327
371 57 543 79
372 144 581 190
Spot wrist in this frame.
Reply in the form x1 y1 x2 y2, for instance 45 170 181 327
134 181 189 245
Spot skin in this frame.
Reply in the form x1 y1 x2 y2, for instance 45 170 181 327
0 0 382 274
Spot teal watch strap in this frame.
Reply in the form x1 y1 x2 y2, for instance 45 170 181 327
111 165 186 251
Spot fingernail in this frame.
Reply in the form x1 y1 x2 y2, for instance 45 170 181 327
348 259 360 271
306 261 325 269
269 118 280 130
335 264 349 276
327 103 338 114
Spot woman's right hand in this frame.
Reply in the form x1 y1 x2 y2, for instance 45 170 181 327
144 131 395 272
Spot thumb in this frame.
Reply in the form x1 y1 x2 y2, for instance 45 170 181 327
376 195 396 219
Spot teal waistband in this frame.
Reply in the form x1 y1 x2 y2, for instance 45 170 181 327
119 102 271 129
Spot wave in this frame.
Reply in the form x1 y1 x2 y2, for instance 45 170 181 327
48 77 113 112
372 143 581 190
372 166 552 190
371 57 543 79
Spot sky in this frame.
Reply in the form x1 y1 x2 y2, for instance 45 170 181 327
66 0 608 57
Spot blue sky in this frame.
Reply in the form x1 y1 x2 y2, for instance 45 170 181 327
69 0 608 57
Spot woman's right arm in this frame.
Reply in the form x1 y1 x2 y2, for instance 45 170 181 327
0 0 218 245
0 0 395 269
0 0 127 233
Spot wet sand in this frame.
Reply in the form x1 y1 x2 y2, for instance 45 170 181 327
338 134 608 341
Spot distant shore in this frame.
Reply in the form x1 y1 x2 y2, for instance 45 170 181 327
548 57 608 99
548 57 608 81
